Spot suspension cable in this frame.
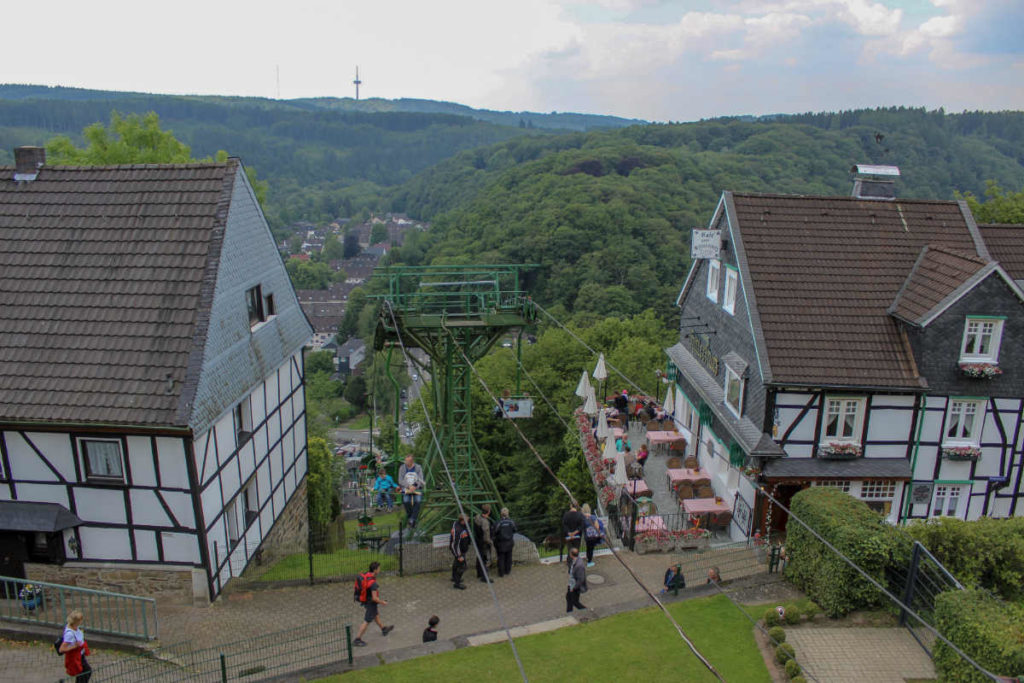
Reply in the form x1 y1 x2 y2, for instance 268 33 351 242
382 301 529 683
445 325 726 682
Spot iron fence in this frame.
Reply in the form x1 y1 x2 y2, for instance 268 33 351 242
0 575 157 641
85 618 354 682
886 540 964 656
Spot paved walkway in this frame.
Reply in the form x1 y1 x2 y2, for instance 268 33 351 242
786 627 935 682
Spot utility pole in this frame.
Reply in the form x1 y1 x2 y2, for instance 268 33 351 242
353 66 362 100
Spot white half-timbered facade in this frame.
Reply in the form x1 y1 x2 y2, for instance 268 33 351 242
668 187 1024 538
0 148 312 600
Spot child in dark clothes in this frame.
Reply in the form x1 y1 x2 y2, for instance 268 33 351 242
422 615 440 642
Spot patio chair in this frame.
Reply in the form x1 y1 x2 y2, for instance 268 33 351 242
666 456 682 469
697 485 715 499
637 411 650 426
693 475 711 487
628 462 644 479
684 456 698 469
669 439 688 453
677 484 694 501
711 511 732 531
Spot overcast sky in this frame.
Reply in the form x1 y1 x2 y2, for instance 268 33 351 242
6 0 1022 121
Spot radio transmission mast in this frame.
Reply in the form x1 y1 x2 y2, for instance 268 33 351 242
353 66 362 100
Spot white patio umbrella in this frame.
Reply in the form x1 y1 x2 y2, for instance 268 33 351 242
583 385 598 416
593 354 608 382
603 430 618 459
662 387 676 423
596 408 610 440
575 369 592 399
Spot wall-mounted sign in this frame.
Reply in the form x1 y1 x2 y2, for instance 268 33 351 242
690 333 720 376
499 398 534 419
910 482 934 505
691 229 722 260
733 494 752 536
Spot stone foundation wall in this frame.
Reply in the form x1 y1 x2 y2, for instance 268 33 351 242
25 562 197 604
258 476 309 562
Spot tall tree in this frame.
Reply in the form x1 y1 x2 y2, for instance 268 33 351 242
963 182 1024 224
47 112 193 164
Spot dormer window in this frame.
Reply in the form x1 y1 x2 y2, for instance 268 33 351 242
960 317 1003 363
724 365 744 417
246 285 264 327
706 260 720 303
723 267 738 315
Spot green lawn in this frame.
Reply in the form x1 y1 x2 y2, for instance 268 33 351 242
342 414 372 430
318 594 770 682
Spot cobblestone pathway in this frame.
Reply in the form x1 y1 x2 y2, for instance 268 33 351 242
786 627 935 682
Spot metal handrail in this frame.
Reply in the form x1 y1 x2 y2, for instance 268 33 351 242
0 574 158 640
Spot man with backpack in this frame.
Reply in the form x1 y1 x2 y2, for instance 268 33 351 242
582 503 604 567
450 514 470 590
494 507 517 577
352 561 394 646
473 503 496 582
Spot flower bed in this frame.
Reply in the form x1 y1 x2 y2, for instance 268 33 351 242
817 442 861 459
942 445 981 461
959 362 1002 379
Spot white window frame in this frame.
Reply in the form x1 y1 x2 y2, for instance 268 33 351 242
959 317 1003 363
813 480 851 493
724 365 744 418
943 399 984 447
723 267 738 315
821 397 865 444
225 501 240 547
234 397 253 446
242 477 259 527
246 285 264 328
932 484 966 518
860 481 896 500
706 260 720 303
78 438 126 483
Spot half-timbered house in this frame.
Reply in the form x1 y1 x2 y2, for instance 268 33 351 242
0 148 313 601
668 186 1024 538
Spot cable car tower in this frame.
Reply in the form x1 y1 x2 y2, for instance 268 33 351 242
373 265 536 536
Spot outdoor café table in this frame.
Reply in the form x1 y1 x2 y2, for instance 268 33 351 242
666 468 711 490
646 430 686 455
625 479 651 498
592 426 625 440
683 498 731 526
633 515 666 533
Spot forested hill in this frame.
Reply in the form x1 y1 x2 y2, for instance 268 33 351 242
385 108 1024 320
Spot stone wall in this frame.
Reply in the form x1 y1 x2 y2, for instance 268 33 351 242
257 476 309 563
25 562 197 604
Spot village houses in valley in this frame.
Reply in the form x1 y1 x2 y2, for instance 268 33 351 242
0 147 313 603
668 167 1024 539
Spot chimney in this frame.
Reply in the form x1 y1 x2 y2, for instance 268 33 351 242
851 164 899 201
14 146 46 182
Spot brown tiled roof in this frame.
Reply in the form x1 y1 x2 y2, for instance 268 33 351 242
0 162 236 427
978 224 1024 281
730 193 980 388
889 246 990 325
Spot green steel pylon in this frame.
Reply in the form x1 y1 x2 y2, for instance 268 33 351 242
373 265 536 537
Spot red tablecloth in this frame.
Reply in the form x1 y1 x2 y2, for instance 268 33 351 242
666 468 711 489
683 498 731 515
625 479 651 498
634 515 666 532
646 430 687 445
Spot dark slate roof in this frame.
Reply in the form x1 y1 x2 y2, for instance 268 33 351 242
730 193 982 389
889 245 990 326
0 162 237 427
0 500 83 532
764 457 912 480
978 224 1024 282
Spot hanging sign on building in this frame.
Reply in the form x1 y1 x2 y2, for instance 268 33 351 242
910 482 934 506
691 229 722 259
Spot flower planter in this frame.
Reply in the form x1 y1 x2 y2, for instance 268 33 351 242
19 591 43 611
942 447 981 461
818 444 862 459
959 363 1002 379
635 532 674 554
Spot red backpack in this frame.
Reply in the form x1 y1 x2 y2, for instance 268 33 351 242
353 572 375 603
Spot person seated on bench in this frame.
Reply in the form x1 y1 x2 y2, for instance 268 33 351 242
661 564 686 595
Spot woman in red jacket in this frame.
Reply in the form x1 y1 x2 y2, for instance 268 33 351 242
59 610 92 681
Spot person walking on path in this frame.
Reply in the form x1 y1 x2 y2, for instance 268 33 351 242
494 507 517 577
566 547 588 612
581 503 604 567
398 455 425 528
372 469 398 512
450 514 470 590
59 610 92 682
352 561 394 646
422 615 440 643
562 504 585 554
474 504 496 582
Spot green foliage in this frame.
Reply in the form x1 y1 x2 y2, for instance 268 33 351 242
784 659 802 679
767 626 786 644
343 375 368 410
905 516 1024 602
306 437 335 529
322 233 345 260
369 222 389 244
775 643 795 664
783 605 801 625
962 181 1024 224
285 258 333 290
785 487 904 617
934 589 1024 682
46 111 194 165
305 351 335 376
764 608 782 627
790 677 807 683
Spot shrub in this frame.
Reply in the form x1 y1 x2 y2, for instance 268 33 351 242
934 588 1024 682
784 605 801 625
775 643 795 664
785 487 904 617
790 677 806 683
764 607 782 627
785 659 802 679
906 516 1024 602
767 626 786 644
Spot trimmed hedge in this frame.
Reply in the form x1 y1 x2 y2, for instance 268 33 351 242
775 643 795 664
764 608 782 627
934 589 1024 682
785 659 802 679
767 626 786 644
784 487 904 617
906 516 1024 602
